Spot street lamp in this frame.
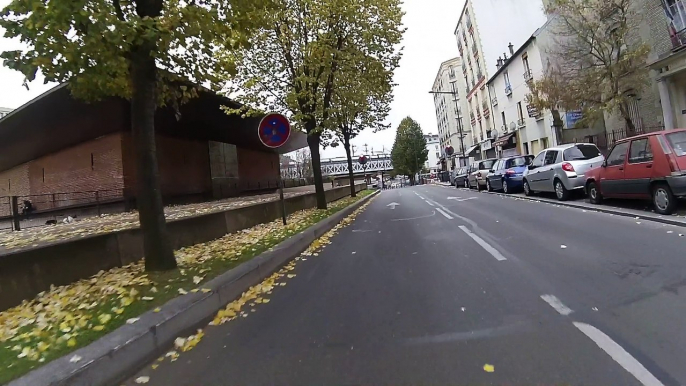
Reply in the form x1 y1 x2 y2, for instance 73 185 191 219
429 90 467 168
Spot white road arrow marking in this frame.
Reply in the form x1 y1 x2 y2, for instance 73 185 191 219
387 202 400 209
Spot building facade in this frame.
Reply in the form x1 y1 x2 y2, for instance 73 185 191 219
454 0 548 159
432 58 472 168
487 25 558 158
424 134 441 173
648 0 686 131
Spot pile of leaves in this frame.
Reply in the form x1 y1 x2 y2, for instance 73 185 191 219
0 191 372 383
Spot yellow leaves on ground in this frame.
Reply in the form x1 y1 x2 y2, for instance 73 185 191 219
0 191 373 370
483 364 495 373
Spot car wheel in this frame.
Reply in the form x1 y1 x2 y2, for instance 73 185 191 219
588 181 603 204
554 179 570 201
523 180 534 196
502 179 509 194
653 183 677 215
486 179 492 192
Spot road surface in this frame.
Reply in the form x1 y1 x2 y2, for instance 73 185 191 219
125 185 686 385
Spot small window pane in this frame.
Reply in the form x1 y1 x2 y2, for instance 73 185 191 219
666 132 686 156
544 151 558 165
628 139 653 163
607 142 629 166
532 152 545 167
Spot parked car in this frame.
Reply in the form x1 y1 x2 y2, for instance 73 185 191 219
522 143 604 201
585 129 686 215
468 159 498 190
486 155 535 193
454 166 469 188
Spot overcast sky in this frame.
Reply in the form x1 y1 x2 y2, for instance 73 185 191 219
0 0 464 159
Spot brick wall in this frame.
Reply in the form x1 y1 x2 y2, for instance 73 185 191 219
121 133 212 199
0 164 29 197
237 147 279 191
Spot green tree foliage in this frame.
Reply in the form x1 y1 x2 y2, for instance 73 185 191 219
527 0 649 134
330 31 401 197
0 0 260 271
390 117 427 185
218 0 404 209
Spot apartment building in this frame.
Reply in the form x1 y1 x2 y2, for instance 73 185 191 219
424 133 441 173
487 23 560 158
454 0 547 159
431 58 472 168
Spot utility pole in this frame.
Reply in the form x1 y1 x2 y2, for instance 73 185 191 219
429 90 467 168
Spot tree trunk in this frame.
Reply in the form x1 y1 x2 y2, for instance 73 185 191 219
343 132 356 198
130 40 177 272
620 102 636 136
306 126 327 210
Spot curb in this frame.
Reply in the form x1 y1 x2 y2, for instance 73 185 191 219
472 188 686 228
8 191 379 386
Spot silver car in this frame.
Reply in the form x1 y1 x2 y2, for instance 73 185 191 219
522 143 605 200
468 158 497 190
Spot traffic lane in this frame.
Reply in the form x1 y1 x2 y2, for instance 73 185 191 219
125 186 641 385
421 185 686 385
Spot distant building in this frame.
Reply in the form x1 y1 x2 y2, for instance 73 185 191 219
0 84 306 214
0 107 12 119
454 0 547 159
424 133 440 173
432 58 472 168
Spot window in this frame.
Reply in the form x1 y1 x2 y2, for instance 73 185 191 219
523 143 529 155
504 71 511 87
522 53 531 79
507 156 534 168
501 111 506 127
479 159 496 170
666 132 686 156
607 142 629 166
435 145 439 150
517 102 524 123
544 150 559 165
629 139 653 163
563 144 600 161
532 152 545 167
436 152 440 158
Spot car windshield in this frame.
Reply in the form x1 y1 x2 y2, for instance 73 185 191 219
508 156 532 167
667 132 686 157
480 160 495 170
563 144 601 160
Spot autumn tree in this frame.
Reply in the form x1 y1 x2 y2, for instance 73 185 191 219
527 0 649 134
330 43 400 197
0 0 260 271
218 0 404 209
390 117 428 185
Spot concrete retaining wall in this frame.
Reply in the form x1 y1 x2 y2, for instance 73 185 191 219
0 184 365 311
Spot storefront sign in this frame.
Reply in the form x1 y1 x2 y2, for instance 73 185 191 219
481 139 492 151
565 110 583 129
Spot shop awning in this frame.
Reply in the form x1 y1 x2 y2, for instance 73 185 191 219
493 132 516 147
465 145 480 156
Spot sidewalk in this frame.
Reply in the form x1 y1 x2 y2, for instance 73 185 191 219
0 185 335 253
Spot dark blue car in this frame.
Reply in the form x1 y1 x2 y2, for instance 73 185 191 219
486 155 534 193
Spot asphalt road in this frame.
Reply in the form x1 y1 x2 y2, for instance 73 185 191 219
125 185 686 386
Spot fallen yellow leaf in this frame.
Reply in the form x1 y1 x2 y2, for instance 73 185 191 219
483 364 495 373
92 325 105 331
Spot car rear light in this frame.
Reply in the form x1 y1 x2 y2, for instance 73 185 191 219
562 162 575 172
506 169 516 175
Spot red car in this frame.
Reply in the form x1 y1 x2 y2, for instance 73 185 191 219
585 129 686 215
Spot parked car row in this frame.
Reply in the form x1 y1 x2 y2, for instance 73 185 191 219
452 128 686 215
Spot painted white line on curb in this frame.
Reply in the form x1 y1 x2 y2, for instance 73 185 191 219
425 200 435 207
435 208 453 220
458 225 507 261
540 294 573 315
573 322 664 386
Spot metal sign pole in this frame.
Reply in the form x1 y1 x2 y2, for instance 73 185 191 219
278 169 287 226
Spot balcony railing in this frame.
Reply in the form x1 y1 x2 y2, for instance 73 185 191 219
462 64 467 73
505 84 513 96
491 97 498 106
482 100 490 112
523 69 533 81
471 43 478 56
517 118 526 127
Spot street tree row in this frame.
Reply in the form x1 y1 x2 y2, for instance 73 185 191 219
0 0 404 272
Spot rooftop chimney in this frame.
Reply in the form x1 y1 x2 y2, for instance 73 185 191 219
503 52 508 61
508 42 514 55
